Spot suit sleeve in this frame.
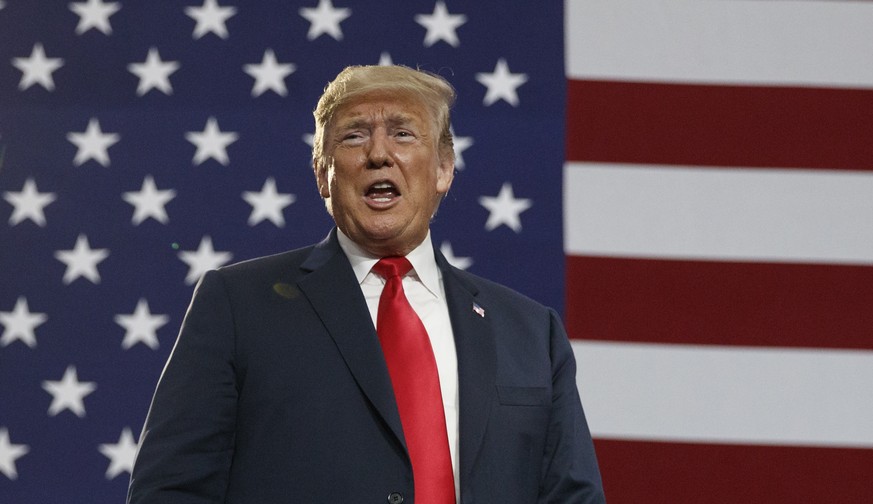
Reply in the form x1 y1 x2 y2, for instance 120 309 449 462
537 309 606 503
127 270 238 504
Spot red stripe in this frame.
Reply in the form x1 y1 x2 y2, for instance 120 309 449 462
594 438 873 503
565 255 873 350
565 79 873 171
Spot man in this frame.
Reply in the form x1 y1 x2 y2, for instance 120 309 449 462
128 65 605 503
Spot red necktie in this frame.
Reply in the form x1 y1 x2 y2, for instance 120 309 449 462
373 257 456 504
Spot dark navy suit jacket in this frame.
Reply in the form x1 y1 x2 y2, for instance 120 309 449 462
127 230 605 503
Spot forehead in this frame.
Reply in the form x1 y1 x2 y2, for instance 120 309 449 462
331 91 435 128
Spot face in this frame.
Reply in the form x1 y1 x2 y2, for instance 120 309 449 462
316 92 454 257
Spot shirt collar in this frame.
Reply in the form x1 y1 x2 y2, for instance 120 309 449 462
337 228 443 299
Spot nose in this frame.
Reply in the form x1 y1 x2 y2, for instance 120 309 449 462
366 130 394 169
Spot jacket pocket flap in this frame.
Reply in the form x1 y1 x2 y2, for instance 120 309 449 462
496 385 549 406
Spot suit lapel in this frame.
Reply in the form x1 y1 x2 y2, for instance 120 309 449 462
297 231 407 451
296 233 497 481
436 250 497 485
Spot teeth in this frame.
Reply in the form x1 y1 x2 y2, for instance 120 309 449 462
367 181 398 201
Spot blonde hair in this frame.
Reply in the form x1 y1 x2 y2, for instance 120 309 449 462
312 65 456 167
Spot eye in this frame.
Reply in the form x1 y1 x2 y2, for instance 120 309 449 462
340 131 367 145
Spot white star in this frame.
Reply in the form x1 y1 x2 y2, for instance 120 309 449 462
186 117 238 166
415 1 466 48
302 132 314 147
127 47 180 96
440 241 472 270
450 126 473 170
42 365 97 417
122 175 176 225
99 428 138 480
0 297 47 349
54 234 110 284
475 58 529 107
242 177 296 227
11 43 64 91
479 182 532 233
0 2 5 10
299 0 351 41
0 428 29 480
185 0 236 39
99 427 138 480
67 117 120 167
378 52 393 66
178 236 233 285
69 0 121 35
243 49 296 97
3 178 57 226
114 299 169 350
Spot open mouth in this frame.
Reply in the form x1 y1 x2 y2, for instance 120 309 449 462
365 181 400 204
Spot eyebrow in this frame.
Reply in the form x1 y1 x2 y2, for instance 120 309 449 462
336 112 420 131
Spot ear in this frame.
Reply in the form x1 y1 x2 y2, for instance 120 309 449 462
314 160 331 198
436 155 454 195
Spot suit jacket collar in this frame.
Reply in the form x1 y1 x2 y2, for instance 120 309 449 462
435 247 496 487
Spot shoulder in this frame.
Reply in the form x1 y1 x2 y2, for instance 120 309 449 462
210 244 317 288
187 244 326 319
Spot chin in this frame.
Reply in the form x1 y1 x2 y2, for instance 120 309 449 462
364 229 421 256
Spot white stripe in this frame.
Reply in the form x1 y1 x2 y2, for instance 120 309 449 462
563 162 873 265
565 0 873 88
572 340 873 448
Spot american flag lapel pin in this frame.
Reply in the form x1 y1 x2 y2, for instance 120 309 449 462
472 303 485 318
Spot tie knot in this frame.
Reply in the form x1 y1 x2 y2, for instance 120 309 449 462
372 256 413 279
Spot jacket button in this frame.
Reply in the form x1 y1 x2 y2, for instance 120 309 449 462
387 492 404 504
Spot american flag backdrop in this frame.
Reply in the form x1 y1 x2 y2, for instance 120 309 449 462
0 1 871 503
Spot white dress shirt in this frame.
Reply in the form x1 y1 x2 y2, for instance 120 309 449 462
337 229 460 499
